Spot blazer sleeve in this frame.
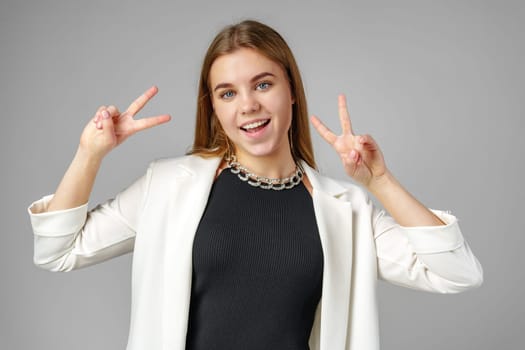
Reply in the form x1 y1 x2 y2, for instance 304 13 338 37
27 163 153 272
373 206 483 293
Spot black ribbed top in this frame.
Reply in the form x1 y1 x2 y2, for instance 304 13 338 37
185 169 324 350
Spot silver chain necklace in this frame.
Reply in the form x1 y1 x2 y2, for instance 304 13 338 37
226 155 303 191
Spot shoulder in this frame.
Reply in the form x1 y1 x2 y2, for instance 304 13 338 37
136 155 221 200
303 164 372 206
147 155 222 178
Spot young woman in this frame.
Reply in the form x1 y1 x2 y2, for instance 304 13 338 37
28 20 483 350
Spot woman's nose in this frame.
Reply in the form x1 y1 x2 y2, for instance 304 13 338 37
239 93 260 115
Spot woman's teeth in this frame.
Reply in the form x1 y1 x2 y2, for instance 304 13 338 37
241 119 269 131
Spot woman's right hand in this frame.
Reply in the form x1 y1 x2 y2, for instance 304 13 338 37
79 86 171 160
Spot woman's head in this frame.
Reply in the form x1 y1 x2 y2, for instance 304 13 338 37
189 20 315 169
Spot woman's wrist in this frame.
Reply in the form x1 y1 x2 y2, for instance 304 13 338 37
75 144 104 168
366 169 397 197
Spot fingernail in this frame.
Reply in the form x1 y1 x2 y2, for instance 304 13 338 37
102 110 109 119
97 121 102 129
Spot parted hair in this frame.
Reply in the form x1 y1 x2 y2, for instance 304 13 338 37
188 19 316 169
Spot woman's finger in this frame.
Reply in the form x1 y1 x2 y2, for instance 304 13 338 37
341 150 359 175
358 134 380 152
93 105 107 124
100 107 116 135
106 105 120 118
310 115 337 145
338 94 354 135
125 85 159 117
132 114 172 133
96 107 113 130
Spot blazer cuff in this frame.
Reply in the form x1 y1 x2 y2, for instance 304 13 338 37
28 194 88 237
401 209 464 254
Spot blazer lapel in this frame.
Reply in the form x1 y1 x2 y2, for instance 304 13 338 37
303 164 354 350
161 156 221 350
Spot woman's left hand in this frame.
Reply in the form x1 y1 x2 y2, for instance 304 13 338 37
310 94 388 188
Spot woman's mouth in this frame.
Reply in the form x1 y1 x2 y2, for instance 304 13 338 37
240 119 271 133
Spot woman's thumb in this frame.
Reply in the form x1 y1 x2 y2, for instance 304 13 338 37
98 108 118 149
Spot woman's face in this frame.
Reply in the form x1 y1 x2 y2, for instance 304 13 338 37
209 48 294 163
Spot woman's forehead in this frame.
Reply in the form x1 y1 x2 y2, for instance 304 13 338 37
209 48 285 86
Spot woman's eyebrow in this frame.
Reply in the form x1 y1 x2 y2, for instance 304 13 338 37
213 72 276 92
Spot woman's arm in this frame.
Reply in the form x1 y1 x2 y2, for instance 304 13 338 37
311 94 444 227
44 142 103 213
28 165 152 271
311 95 482 291
373 205 483 293
36 86 171 214
28 86 171 271
367 170 445 227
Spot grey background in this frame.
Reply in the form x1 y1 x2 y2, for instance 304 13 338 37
1 0 522 349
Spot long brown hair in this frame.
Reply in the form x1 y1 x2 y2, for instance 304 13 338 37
188 20 316 169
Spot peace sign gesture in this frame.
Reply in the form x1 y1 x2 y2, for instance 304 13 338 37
80 86 171 159
310 95 387 188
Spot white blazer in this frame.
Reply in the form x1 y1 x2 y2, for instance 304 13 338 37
28 155 483 350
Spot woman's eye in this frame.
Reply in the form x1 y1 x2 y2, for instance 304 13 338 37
221 90 235 99
256 82 271 90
